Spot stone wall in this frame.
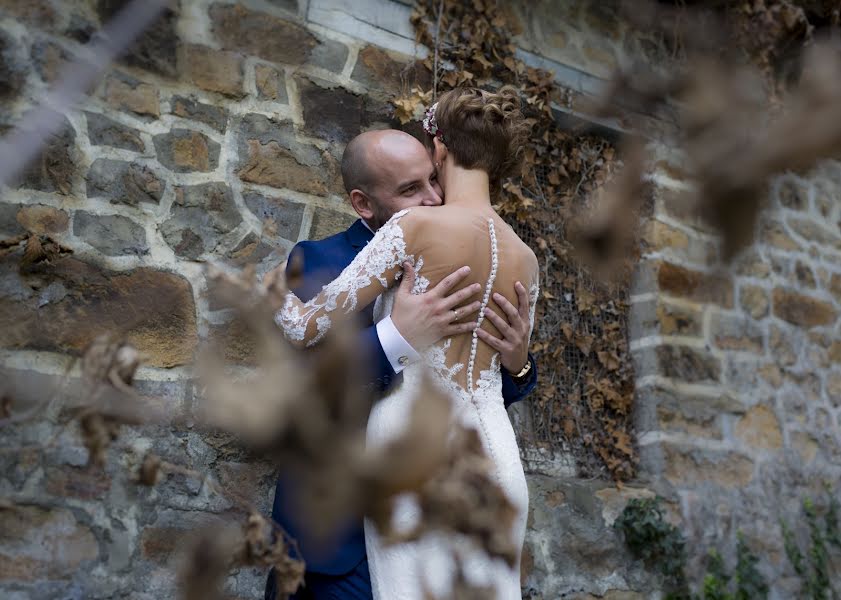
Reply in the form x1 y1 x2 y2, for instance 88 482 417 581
0 1 411 598
0 1 646 598
630 147 841 596
1 0 838 599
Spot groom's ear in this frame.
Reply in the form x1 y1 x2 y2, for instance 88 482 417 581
349 189 375 221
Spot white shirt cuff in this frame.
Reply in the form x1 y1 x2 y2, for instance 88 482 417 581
376 316 421 374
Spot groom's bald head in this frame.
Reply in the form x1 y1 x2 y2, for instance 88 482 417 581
341 130 421 193
341 129 443 229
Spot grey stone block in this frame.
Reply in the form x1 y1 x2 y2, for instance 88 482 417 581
0 202 23 237
86 159 165 207
73 211 148 256
86 112 144 152
170 96 229 133
153 129 220 173
160 182 242 259
243 192 305 241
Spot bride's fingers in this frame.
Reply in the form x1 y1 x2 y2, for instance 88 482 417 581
398 261 416 294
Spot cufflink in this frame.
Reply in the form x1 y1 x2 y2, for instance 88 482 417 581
398 355 409 366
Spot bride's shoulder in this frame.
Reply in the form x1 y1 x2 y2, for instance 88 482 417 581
510 233 539 277
377 207 441 246
385 205 440 231
381 207 423 231
520 241 539 273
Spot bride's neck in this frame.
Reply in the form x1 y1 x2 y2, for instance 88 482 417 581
441 162 491 209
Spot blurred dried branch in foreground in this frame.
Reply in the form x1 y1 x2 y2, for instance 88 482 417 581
0 300 309 597
600 33 841 260
423 553 497 600
2 252 517 599
677 43 841 260
76 333 144 465
567 141 648 280
378 425 519 569
204 265 517 597
19 233 73 270
0 333 149 463
180 514 304 600
0 233 27 259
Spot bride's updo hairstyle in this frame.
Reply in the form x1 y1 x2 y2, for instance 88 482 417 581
424 85 530 191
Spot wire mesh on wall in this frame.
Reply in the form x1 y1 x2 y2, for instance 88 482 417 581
504 156 635 479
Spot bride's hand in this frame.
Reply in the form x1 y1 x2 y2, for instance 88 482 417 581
476 281 531 374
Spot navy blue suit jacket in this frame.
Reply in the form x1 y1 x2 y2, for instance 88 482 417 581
269 218 538 577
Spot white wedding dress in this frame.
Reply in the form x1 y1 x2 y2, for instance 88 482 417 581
278 207 539 600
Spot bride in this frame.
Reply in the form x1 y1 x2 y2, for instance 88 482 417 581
277 85 538 599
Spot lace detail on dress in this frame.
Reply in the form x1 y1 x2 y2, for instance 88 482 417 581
277 209 413 346
412 256 430 294
474 354 502 403
420 339 464 399
527 280 539 337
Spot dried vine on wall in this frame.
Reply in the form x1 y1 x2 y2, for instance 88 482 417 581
398 0 637 480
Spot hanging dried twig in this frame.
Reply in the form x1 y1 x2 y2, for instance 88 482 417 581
432 0 445 101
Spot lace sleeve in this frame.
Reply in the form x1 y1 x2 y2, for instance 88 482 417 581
276 209 414 347
527 274 539 339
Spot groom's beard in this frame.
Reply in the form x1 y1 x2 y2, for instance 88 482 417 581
368 202 395 231
369 215 387 230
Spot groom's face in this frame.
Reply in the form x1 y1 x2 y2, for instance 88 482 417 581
364 136 443 229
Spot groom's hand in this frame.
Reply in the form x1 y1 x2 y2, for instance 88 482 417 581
476 281 531 374
391 262 482 352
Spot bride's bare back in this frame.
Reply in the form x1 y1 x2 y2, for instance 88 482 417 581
396 205 539 391
278 204 538 393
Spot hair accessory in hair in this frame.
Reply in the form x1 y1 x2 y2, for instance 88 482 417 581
422 102 445 141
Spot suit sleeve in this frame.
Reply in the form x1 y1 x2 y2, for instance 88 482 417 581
501 272 541 409
501 353 538 409
286 243 398 395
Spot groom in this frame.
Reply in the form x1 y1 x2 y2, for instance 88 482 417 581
265 129 537 600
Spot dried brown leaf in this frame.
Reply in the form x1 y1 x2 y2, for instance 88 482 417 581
240 512 305 596
179 526 239 600
21 234 44 267
81 334 140 388
79 412 119 467
138 453 162 486
381 425 519 567
0 233 27 259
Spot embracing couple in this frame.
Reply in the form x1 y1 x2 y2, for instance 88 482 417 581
265 86 539 600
